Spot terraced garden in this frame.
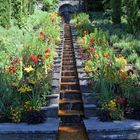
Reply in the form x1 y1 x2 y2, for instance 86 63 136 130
0 0 140 140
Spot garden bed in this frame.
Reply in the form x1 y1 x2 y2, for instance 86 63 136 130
70 12 140 122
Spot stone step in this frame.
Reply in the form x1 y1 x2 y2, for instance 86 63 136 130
62 58 75 62
60 115 83 125
59 101 83 111
61 76 78 82
84 104 97 118
61 71 77 76
63 54 74 57
46 94 59 106
62 67 76 71
41 104 58 118
60 91 82 100
82 93 98 104
59 110 84 116
62 60 75 64
60 83 80 90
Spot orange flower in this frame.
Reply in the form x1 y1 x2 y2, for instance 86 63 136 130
45 53 50 59
119 69 126 73
45 48 50 53
103 52 110 57
8 66 17 73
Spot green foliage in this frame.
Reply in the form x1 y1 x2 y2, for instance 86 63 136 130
123 0 140 34
111 0 121 24
0 0 36 27
0 68 13 118
71 13 94 36
0 0 11 28
42 0 58 11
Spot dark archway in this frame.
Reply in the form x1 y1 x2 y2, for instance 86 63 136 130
59 4 75 23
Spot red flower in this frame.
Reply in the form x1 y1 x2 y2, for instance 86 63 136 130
39 32 45 41
8 66 17 73
45 48 50 53
120 75 128 79
14 58 20 63
11 58 20 65
90 38 94 43
116 99 125 104
29 55 38 63
90 47 95 53
40 32 44 36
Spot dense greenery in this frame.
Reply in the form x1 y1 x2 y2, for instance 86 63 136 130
103 0 140 33
0 0 36 28
41 0 58 11
111 0 121 24
122 0 140 33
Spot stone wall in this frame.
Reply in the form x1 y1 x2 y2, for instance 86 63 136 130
0 133 56 140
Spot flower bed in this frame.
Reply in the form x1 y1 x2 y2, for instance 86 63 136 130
71 13 140 121
0 10 61 123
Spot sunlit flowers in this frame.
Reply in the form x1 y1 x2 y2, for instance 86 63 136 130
44 48 51 59
116 56 127 65
24 66 34 73
18 86 32 93
103 52 110 57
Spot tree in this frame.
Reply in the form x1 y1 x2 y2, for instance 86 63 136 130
111 0 121 24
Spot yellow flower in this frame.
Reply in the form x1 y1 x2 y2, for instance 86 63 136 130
84 65 92 71
108 100 117 110
116 56 127 65
18 86 32 93
95 53 99 57
24 66 34 73
56 36 61 43
29 79 37 85
119 69 126 73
